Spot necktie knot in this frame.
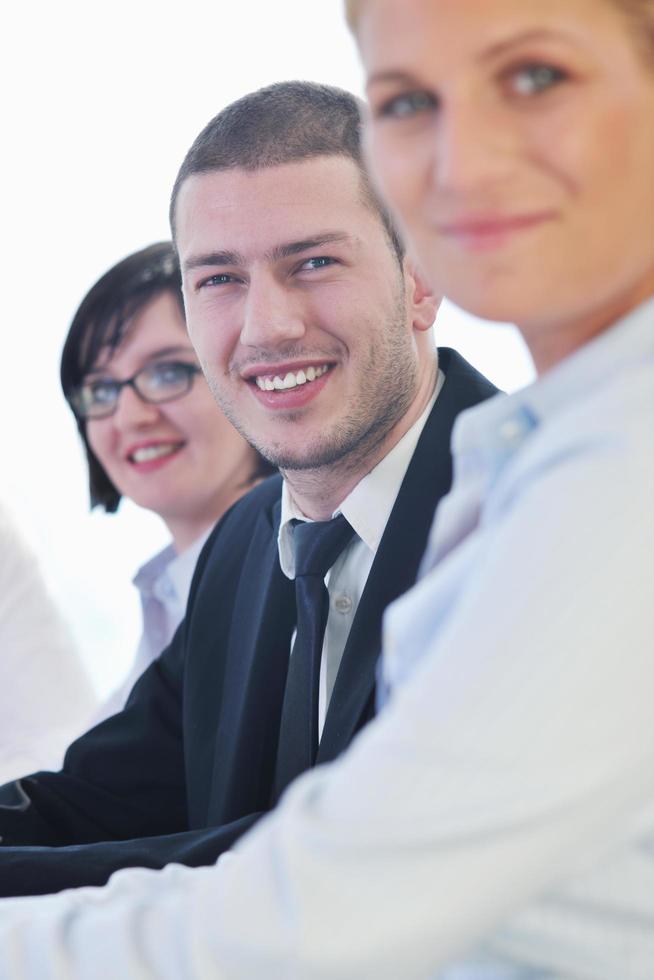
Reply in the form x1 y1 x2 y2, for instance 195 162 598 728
292 514 354 580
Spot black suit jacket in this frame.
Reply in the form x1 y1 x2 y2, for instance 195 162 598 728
0 349 497 896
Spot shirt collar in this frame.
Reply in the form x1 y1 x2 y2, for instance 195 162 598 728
133 528 212 601
167 530 212 597
278 371 444 579
451 297 654 467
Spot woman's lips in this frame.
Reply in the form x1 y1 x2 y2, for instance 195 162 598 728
436 211 555 251
126 441 185 473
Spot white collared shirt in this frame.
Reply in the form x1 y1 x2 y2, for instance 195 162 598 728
277 370 443 735
93 532 211 723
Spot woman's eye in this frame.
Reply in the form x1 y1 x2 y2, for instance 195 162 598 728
90 381 118 403
508 64 567 97
376 90 437 120
151 363 186 385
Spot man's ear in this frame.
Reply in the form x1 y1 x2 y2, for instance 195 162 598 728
403 257 441 332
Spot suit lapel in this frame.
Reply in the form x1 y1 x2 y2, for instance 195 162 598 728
318 349 498 761
207 500 296 822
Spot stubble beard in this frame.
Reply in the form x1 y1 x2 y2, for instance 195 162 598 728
205 289 418 478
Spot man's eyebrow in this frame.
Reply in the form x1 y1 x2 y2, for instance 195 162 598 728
266 233 353 263
183 234 353 273
183 250 244 272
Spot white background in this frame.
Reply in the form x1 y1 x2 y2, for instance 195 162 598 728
1 1 533 696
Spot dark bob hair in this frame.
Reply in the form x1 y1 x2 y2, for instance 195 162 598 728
61 241 274 513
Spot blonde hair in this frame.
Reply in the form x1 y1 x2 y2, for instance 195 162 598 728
615 0 654 60
344 0 654 57
343 0 362 33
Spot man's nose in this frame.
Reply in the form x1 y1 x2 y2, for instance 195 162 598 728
239 275 306 349
111 383 161 430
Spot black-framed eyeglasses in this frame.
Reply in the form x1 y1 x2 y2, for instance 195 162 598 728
71 361 202 420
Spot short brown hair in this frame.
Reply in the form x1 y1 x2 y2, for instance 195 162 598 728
169 80 404 262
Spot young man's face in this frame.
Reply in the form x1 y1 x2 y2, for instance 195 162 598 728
175 155 428 474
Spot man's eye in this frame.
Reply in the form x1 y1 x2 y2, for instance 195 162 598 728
198 273 237 289
376 90 437 120
300 256 337 272
507 64 568 97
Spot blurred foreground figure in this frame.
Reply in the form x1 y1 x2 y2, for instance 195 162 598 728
1 1 653 974
0 504 94 782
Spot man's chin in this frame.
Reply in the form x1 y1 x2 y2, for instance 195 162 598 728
254 439 352 473
254 427 386 476
260 450 332 472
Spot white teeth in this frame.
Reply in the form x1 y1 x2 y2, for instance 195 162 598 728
131 444 179 463
254 365 329 391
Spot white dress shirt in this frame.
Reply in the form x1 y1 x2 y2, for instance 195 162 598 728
93 532 211 723
278 369 442 736
0 306 652 980
0 506 95 782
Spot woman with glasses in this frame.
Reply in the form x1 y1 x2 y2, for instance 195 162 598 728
61 242 273 718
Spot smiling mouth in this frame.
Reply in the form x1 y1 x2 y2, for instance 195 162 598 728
436 211 555 248
252 364 331 392
128 442 184 464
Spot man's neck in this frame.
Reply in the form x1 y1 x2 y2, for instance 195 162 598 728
283 364 437 521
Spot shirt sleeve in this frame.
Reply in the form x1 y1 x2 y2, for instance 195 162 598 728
0 510 96 782
0 422 652 978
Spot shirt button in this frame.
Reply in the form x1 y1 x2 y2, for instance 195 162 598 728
333 593 353 614
497 406 537 446
498 418 525 443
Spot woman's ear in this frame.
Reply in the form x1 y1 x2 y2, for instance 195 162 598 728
403 257 441 332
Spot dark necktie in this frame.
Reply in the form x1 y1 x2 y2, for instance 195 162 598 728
273 514 355 801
